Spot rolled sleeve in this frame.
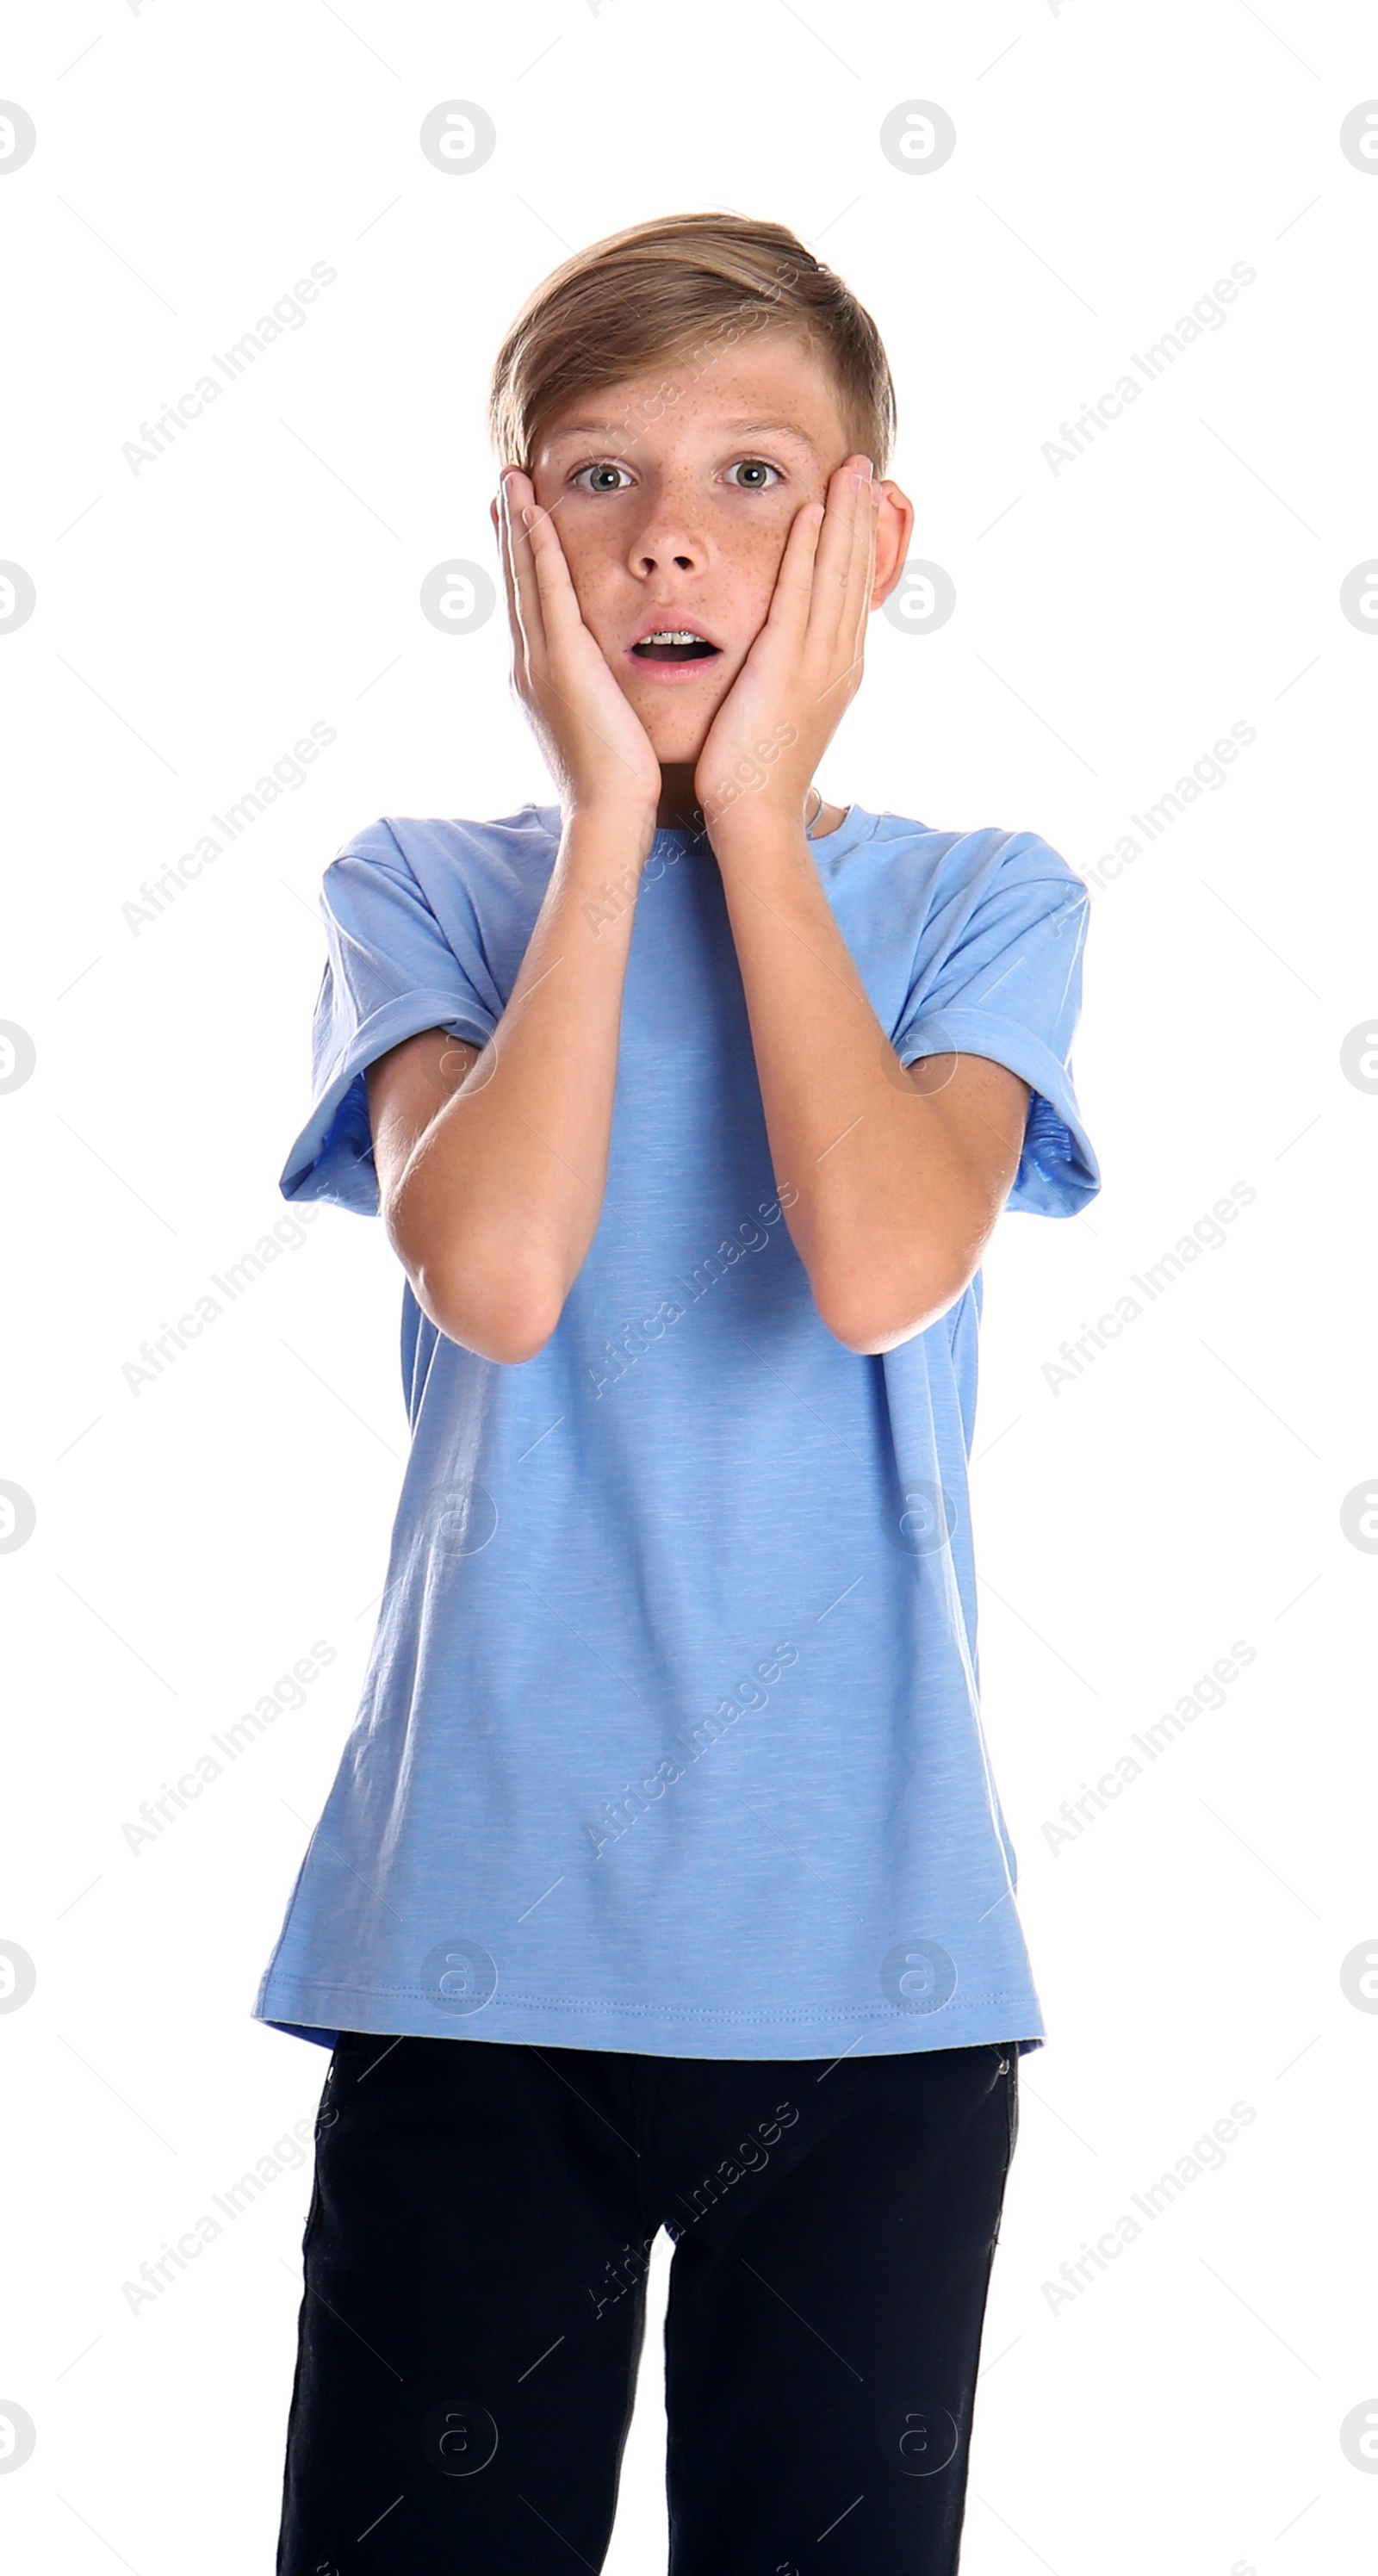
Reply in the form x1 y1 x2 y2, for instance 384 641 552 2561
280 822 500 1217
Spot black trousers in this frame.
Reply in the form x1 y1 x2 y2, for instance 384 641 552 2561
276 2031 1020 2575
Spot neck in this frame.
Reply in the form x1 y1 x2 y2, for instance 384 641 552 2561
654 764 845 840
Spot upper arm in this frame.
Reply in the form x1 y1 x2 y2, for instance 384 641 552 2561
363 1027 481 1215
872 1048 1032 1342
904 1048 1032 1231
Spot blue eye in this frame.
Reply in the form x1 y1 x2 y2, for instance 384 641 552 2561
726 458 782 490
571 462 634 493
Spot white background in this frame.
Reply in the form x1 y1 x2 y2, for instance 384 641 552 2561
3 2 1376 2569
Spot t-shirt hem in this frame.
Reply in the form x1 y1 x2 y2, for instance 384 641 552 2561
252 1977 1046 2061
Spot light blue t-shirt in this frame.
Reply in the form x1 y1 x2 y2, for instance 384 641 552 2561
253 802 1099 2060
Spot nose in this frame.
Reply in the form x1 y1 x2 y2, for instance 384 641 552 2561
624 479 705 578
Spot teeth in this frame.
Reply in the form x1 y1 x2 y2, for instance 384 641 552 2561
643 630 705 644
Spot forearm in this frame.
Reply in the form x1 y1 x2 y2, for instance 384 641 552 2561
387 805 656 1358
712 818 1016 1351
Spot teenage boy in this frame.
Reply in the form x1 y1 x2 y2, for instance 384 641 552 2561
258 212 1100 2576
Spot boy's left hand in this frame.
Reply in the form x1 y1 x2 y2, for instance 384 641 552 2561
693 454 882 843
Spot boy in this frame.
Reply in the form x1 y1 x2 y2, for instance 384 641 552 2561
258 212 1099 2575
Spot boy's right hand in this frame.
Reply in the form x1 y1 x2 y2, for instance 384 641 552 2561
494 469 663 829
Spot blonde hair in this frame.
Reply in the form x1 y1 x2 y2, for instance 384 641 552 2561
487 210 896 477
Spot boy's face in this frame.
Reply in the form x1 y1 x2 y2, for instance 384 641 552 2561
520 332 913 767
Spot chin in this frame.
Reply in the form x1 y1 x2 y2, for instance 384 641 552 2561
642 724 710 771
637 694 730 772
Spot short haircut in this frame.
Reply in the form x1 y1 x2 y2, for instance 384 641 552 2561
487 210 897 478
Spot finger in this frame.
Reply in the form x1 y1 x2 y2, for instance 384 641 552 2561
815 459 877 697
828 464 871 661
494 473 530 676
809 456 872 652
760 495 826 637
844 464 881 662
499 470 543 678
519 493 599 654
810 473 877 714
501 470 547 668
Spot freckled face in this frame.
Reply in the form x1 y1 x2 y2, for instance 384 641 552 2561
529 334 858 764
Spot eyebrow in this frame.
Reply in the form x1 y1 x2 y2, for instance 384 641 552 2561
543 415 822 458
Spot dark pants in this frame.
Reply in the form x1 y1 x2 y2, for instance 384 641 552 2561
276 2031 1020 2575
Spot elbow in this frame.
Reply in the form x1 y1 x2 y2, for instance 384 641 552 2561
397 1241 564 1367
814 1259 970 1357
382 1194 566 1363
424 1269 563 1365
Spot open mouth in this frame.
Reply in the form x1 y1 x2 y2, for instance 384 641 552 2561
630 630 722 663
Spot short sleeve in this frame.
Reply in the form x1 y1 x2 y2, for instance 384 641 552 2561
280 819 500 1215
892 833 1100 1217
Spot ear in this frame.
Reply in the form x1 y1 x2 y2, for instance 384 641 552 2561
870 481 917 614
